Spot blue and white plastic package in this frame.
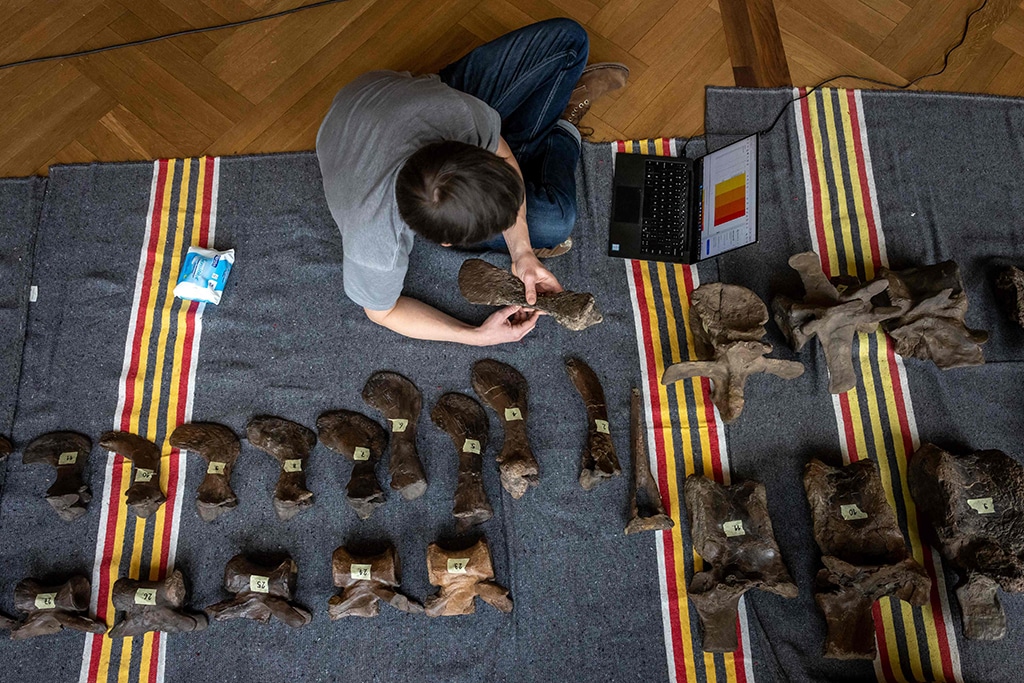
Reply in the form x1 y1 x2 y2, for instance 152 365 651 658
173 246 234 305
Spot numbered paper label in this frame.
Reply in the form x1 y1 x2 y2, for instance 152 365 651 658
134 588 158 605
967 497 995 515
350 564 372 581
722 520 745 537
389 419 408 433
595 419 610 434
353 447 370 461
134 468 155 483
840 503 868 521
462 439 481 454
58 451 78 466
207 461 226 475
447 558 469 574
249 575 270 593
34 593 57 610
504 407 523 421
283 459 303 473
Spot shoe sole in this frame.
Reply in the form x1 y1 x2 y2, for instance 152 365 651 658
581 62 630 78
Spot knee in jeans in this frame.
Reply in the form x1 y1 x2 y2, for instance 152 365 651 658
545 18 589 57
536 204 576 248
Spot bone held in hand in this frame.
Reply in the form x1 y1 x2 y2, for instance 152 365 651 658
431 392 493 531
424 537 512 617
169 423 241 522
11 575 107 639
100 431 166 519
246 416 316 521
205 554 312 628
626 387 673 534
328 544 423 619
317 409 387 520
362 371 428 500
471 359 539 499
565 357 621 489
458 258 602 331
109 569 207 638
23 431 93 521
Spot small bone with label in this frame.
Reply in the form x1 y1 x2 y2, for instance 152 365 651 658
205 554 311 627
362 371 428 500
431 392 493 531
169 423 241 522
246 416 316 521
22 431 93 521
10 576 107 639
328 544 423 618
565 357 621 489
471 359 539 499
625 388 674 534
317 410 387 520
424 537 512 616
109 569 207 638
100 431 166 519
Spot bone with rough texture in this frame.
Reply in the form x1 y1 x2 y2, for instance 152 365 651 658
317 410 387 520
471 359 539 499
328 545 423 618
22 431 92 521
0 611 15 631
908 443 1024 640
0 435 11 461
169 423 241 522
10 576 107 639
458 258 602 331
362 371 428 500
109 569 207 638
804 458 931 659
995 265 1024 328
205 554 311 627
565 357 621 489
431 392 493 531
246 416 315 521
424 537 513 616
100 431 166 519
625 387 674 534
773 252 900 394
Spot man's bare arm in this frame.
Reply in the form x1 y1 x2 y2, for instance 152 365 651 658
364 296 538 346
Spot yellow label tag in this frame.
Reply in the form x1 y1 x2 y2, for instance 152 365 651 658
447 558 469 574
34 592 57 610
249 575 270 593
207 461 226 475
504 407 523 421
134 468 155 483
967 497 995 514
353 447 370 461
350 564 372 581
463 439 481 454
389 418 408 433
58 451 78 465
722 520 745 537
595 419 610 434
134 588 158 605
840 503 868 521
283 459 303 473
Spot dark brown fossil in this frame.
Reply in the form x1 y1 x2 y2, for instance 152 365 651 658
169 423 241 522
108 569 207 638
10 575 107 639
625 388 674 534
205 554 312 627
424 537 513 617
565 357 621 489
0 611 15 631
471 359 539 499
362 371 428 500
0 435 11 461
458 258 602 331
684 475 798 652
246 416 315 521
328 544 423 619
100 431 166 519
995 265 1024 328
22 431 92 521
430 392 493 531
317 409 388 520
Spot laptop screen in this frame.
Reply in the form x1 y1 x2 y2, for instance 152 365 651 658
699 135 758 259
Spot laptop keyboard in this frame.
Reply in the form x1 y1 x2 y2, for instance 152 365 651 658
641 159 689 258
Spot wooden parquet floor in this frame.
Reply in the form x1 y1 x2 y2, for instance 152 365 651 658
1 0 1022 177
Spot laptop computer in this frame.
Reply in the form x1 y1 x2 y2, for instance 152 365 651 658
607 135 759 264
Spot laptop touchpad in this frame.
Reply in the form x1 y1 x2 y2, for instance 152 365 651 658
613 187 642 223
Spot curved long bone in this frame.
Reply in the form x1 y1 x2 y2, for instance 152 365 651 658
169 423 241 522
246 416 315 521
328 545 423 618
317 410 387 520
471 359 539 499
205 555 311 627
23 431 92 521
10 576 107 639
625 388 674 534
362 371 428 500
431 392 493 531
565 357 621 489
100 431 166 518
424 537 512 617
109 569 207 638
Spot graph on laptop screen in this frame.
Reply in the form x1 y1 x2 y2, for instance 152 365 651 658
701 136 757 258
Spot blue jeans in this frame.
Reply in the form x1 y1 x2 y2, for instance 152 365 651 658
440 18 588 250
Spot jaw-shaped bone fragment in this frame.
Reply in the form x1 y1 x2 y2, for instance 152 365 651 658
23 431 92 521
169 423 241 522
995 265 1024 328
328 544 424 618
431 393 493 531
804 458 931 659
100 431 166 519
684 475 798 652
205 554 312 628
458 258 602 331
362 371 427 500
424 537 512 616
773 252 900 394
317 410 387 520
565 357 621 489
246 416 315 521
109 569 207 637
471 359 539 499
909 443 1024 640
10 575 107 639
625 388 674 534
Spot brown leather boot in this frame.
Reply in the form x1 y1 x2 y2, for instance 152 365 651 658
562 63 630 128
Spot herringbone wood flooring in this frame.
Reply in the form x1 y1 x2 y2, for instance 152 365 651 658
1 0 1022 177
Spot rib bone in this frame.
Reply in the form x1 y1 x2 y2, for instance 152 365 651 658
169 423 241 522
471 359 539 499
565 357 621 489
317 410 387 520
362 371 428 500
431 392 493 531
23 431 92 521
246 416 315 521
625 388 674 534
100 431 166 518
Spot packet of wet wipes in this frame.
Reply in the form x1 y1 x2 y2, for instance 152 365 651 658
173 247 234 305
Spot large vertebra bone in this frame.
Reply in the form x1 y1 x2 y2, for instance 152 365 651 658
205 554 312 628
424 537 512 617
109 569 207 638
10 575 107 639
328 544 423 618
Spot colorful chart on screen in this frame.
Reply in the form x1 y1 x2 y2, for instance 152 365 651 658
701 136 758 259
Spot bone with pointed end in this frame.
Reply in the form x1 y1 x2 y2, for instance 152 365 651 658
328 545 423 619
22 431 92 521
625 388 674 534
471 359 539 499
10 576 107 639
361 371 427 500
424 537 512 617
317 410 387 520
0 435 11 461
109 569 207 638
205 554 312 628
100 431 166 519
458 258 602 331
565 357 621 489
431 393 493 531
169 423 241 522
246 416 316 521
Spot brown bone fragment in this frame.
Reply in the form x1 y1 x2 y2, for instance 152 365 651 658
625 387 674 534
23 431 92 521
317 410 387 520
100 431 166 519
430 393 493 531
908 443 1024 640
246 416 315 521
169 423 241 522
995 265 1024 328
0 435 11 461
109 569 207 638
471 359 539 499
10 576 107 639
458 258 602 331
804 458 931 659
205 554 312 627
0 611 15 631
565 357 621 489
328 545 424 618
424 537 513 616
362 371 428 500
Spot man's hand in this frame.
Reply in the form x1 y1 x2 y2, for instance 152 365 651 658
511 253 563 306
471 305 539 346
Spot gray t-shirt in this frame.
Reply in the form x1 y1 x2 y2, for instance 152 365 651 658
316 71 502 310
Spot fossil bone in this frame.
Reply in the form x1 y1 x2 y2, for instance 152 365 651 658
0 435 11 461
328 544 423 618
625 388 674 534
471 359 539 499
424 537 513 616
22 431 92 521
362 371 428 500
109 569 207 638
317 410 387 520
100 431 166 518
430 392 493 531
205 554 312 627
995 265 1024 328
246 416 315 521
169 423 241 522
565 357 621 489
0 610 15 631
10 575 107 639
